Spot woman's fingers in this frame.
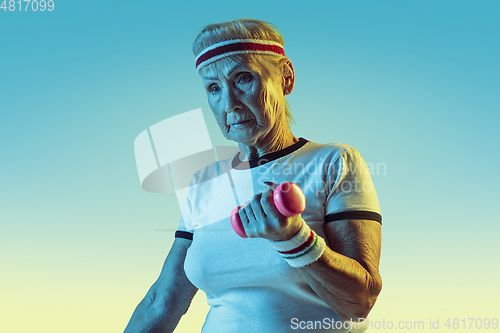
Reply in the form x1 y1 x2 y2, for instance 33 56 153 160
240 199 262 238
237 189 292 239
238 202 252 237
260 188 281 219
242 200 256 222
250 193 267 220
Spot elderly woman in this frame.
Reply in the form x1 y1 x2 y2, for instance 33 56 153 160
125 19 382 333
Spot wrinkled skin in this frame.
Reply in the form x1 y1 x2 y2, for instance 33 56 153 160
200 57 296 160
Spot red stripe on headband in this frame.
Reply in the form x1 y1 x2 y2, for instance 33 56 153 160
196 42 285 69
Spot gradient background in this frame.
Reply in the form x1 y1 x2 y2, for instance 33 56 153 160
1 1 499 332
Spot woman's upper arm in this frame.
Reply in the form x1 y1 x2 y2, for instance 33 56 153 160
150 238 198 314
324 219 382 293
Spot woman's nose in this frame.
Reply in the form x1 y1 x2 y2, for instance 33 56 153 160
223 87 242 113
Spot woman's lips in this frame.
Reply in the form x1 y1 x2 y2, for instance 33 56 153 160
231 119 252 126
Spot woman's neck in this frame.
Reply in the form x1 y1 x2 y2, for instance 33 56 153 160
237 126 298 161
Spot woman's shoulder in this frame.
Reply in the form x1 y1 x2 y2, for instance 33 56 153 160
189 153 235 185
305 139 357 152
299 139 360 162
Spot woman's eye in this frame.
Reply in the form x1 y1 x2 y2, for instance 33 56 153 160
238 74 252 84
209 85 221 94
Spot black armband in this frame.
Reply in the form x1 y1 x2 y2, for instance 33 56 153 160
325 211 382 225
175 230 194 240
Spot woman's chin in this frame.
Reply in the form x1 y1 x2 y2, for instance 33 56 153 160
227 127 259 144
229 135 257 147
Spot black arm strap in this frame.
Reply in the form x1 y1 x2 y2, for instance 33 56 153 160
325 211 382 225
175 230 194 240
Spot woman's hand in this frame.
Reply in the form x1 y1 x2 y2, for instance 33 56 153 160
237 187 303 241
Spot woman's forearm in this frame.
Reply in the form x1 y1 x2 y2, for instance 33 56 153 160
124 239 198 333
124 284 195 333
298 246 382 321
124 294 172 333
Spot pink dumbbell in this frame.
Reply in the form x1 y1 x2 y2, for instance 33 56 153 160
230 182 306 238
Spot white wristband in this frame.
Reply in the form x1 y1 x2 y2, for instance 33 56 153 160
272 222 326 268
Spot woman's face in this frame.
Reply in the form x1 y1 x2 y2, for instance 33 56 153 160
200 57 285 147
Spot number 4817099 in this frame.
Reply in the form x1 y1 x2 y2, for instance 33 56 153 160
1 0 55 11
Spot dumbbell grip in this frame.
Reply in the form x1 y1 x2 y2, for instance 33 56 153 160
230 183 306 238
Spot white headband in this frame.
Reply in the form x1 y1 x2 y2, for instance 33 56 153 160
195 39 285 72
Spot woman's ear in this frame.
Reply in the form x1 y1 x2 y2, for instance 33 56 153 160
281 59 295 95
